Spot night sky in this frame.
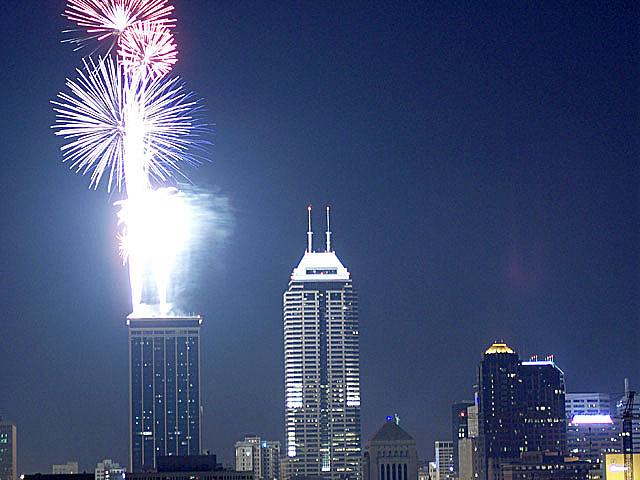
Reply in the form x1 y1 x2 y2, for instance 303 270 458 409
1 0 638 474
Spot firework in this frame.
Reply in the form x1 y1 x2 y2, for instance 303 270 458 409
64 0 175 49
52 57 204 192
118 20 178 79
56 0 215 316
115 187 190 314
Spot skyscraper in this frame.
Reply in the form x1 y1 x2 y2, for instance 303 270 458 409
451 401 474 477
283 206 360 480
519 358 567 455
0 421 16 480
434 441 454 480
128 315 203 471
477 343 522 465
474 344 568 480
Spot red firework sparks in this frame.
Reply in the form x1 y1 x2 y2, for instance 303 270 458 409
65 0 175 42
118 21 178 78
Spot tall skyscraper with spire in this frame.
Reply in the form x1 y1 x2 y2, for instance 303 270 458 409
283 206 361 480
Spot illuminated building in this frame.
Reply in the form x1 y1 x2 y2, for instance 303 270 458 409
519 358 567 455
283 207 360 480
475 343 568 480
128 316 203 471
566 393 612 418
451 401 474 477
53 463 78 475
458 400 483 480
96 460 125 480
363 418 417 480
0 421 16 480
604 453 640 480
497 451 589 480
260 441 282 480
566 414 621 479
235 436 281 480
478 342 522 472
236 437 262 478
434 441 454 480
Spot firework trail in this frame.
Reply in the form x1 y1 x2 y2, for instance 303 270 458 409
54 0 208 316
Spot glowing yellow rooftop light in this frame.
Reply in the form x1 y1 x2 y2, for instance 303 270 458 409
484 342 515 355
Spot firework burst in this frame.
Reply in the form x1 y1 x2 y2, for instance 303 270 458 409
64 0 175 50
118 20 178 79
52 57 204 192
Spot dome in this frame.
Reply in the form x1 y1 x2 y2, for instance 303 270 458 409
484 342 515 355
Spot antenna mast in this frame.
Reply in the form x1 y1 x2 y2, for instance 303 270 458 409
307 205 313 253
326 206 332 252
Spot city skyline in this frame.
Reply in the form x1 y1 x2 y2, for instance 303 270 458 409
0 0 638 475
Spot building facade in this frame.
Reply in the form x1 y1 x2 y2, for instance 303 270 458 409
565 393 612 419
125 455 253 480
284 207 360 480
0 421 16 480
452 402 474 477
519 360 567 455
497 452 589 480
235 436 281 480
434 442 454 480
53 463 78 475
363 419 417 480
128 316 203 471
96 459 126 480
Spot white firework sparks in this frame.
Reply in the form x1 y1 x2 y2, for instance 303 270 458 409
52 56 205 192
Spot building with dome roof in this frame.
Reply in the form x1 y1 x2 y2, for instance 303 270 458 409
363 418 418 480
460 342 568 480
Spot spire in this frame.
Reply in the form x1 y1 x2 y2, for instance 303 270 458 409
325 205 332 252
307 205 313 253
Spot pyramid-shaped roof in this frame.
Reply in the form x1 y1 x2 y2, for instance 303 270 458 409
369 420 415 442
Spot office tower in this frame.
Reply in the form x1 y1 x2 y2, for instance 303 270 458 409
451 401 474 477
260 441 282 480
520 358 567 455
0 421 16 480
477 342 522 466
283 206 360 480
566 393 612 418
363 418 417 480
128 315 203 471
236 437 262 478
235 436 280 480
96 460 125 480
53 463 78 474
458 401 482 480
476 343 568 480
434 442 454 480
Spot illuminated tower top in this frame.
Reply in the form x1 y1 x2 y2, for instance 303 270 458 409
292 205 350 282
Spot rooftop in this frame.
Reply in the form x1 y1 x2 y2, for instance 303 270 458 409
484 342 516 355
368 419 415 442
291 251 350 282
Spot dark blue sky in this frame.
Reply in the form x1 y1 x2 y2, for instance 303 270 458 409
0 0 638 474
